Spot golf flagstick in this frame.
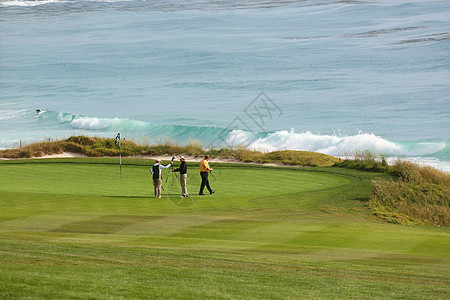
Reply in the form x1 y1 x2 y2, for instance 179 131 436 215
171 159 178 186
115 132 122 178
165 156 176 184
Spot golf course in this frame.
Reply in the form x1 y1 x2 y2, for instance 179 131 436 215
0 157 448 299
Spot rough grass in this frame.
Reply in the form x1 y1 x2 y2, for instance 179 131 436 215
370 160 450 227
0 136 337 167
391 160 450 185
334 150 390 172
335 154 450 227
209 148 338 166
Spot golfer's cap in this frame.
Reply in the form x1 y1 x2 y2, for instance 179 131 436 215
156 159 161 162
179 156 185 160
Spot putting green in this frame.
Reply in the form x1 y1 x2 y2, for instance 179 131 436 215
0 159 448 299
0 161 347 196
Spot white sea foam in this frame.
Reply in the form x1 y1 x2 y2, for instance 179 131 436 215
225 129 252 147
70 116 110 130
225 129 449 172
68 116 142 131
0 0 139 7
0 0 68 7
385 157 450 173
226 129 445 157
0 109 29 120
58 112 74 123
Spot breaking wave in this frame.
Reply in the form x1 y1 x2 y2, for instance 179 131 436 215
227 129 447 158
34 110 448 161
226 129 449 172
0 109 443 171
37 110 226 142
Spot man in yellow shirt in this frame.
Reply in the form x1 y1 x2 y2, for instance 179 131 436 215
199 155 215 195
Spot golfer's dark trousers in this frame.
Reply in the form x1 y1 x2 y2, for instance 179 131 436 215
200 172 212 194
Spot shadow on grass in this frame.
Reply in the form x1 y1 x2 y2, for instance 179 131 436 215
105 194 204 199
105 195 154 199
105 194 186 199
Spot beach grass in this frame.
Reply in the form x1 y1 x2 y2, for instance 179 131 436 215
370 160 450 227
0 158 449 299
0 136 338 167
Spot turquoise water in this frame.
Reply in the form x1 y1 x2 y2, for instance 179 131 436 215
0 0 449 170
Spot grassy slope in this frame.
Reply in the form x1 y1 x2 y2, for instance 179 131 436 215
0 158 449 299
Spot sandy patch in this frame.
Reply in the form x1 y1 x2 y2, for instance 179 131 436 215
0 152 87 160
40 152 88 159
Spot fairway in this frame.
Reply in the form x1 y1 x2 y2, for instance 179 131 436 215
0 158 449 299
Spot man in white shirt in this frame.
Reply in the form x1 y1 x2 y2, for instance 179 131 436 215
150 159 172 198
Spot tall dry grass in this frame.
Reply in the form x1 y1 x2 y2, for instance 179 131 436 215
370 160 450 227
391 160 450 185
335 150 390 172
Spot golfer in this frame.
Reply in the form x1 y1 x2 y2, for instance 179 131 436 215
199 155 215 195
150 159 172 198
173 156 189 198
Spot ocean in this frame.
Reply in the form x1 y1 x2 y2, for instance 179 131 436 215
0 0 449 171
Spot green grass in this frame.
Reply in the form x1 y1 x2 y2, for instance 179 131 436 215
0 158 449 299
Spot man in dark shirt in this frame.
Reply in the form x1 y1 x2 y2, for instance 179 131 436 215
173 156 189 197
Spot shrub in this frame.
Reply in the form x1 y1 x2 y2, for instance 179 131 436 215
391 160 422 182
184 138 204 156
88 148 124 157
120 140 141 154
335 151 391 173
370 160 450 227
0 141 64 158
370 178 450 227
18 150 33 158
60 141 87 154
391 160 450 186
32 142 64 155
420 166 450 186
0 136 340 167
67 136 96 146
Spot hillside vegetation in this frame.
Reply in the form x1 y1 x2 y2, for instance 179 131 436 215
0 136 338 167
370 160 450 227
334 151 449 227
